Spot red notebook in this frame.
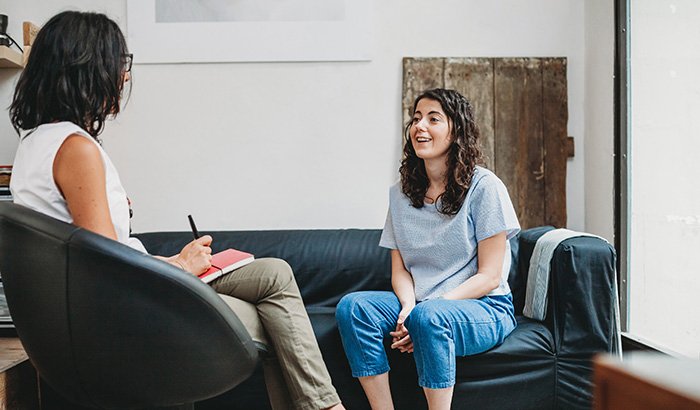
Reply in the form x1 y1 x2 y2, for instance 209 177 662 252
198 248 255 284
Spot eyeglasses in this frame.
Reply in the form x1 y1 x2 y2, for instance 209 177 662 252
123 53 133 73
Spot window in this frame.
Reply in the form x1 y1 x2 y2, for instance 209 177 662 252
617 0 700 357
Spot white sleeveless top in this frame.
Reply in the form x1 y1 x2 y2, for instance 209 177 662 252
10 122 147 253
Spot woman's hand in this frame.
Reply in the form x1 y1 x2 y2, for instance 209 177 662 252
390 303 414 353
390 249 416 353
174 235 213 275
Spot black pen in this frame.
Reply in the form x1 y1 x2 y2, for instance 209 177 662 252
188 214 200 240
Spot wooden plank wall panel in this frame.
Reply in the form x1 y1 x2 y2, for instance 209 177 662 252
445 58 496 170
542 58 568 228
402 56 568 229
526 58 546 228
493 59 519 219
402 58 445 130
502 57 545 229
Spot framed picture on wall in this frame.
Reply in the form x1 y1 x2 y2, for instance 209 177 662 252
126 0 373 64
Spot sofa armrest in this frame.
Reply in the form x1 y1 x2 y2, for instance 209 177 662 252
548 236 618 355
517 227 618 354
516 227 618 409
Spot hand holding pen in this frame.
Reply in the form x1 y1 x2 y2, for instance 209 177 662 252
174 215 213 275
188 214 200 239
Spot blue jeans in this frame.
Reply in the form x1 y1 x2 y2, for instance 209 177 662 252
335 291 516 389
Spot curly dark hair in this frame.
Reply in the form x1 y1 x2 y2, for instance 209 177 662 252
400 88 485 216
10 11 130 139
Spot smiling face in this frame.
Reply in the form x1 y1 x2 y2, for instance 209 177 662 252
410 98 452 164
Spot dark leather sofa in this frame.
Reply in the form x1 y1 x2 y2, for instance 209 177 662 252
135 226 617 410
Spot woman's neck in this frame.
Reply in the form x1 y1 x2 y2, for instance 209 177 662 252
423 158 448 203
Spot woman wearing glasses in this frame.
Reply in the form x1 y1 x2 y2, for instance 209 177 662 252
9 11 344 410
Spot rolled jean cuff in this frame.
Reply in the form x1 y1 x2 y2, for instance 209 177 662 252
351 364 391 379
418 378 455 390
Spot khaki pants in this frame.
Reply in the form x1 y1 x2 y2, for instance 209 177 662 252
210 258 340 410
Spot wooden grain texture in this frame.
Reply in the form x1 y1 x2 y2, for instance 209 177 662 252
594 354 700 410
445 58 495 170
542 58 568 228
495 58 545 228
22 22 40 47
0 339 38 410
493 59 520 213
0 339 28 374
402 57 445 131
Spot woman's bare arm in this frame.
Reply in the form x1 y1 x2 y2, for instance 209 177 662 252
53 135 213 274
441 231 507 300
53 134 118 240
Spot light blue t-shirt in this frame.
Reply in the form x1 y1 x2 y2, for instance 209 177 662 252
379 167 520 302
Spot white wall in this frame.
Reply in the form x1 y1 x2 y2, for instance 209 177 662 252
0 0 587 234
584 0 615 242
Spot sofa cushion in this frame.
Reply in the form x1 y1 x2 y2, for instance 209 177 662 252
456 316 554 378
450 316 556 409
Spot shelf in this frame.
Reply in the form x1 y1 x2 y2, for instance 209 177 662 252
0 22 38 69
0 46 23 68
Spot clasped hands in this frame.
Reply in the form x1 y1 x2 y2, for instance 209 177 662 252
390 304 414 354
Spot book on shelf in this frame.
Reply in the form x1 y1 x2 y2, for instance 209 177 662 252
198 248 254 284
0 165 11 187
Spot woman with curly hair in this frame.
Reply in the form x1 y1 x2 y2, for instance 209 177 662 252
336 88 520 410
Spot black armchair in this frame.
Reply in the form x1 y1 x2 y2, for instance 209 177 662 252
0 202 260 410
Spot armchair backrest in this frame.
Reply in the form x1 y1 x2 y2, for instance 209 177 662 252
0 202 259 409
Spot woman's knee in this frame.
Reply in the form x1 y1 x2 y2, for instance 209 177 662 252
336 292 376 327
256 258 295 290
405 301 448 336
336 292 365 322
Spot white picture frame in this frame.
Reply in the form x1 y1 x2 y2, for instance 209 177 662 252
126 0 373 64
